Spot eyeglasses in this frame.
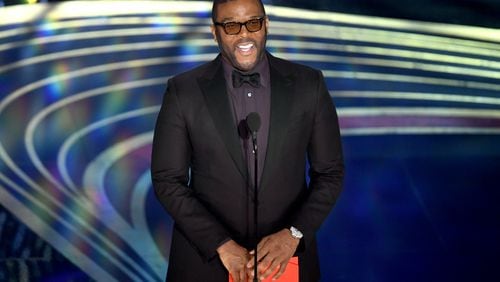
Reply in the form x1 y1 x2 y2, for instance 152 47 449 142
214 17 265 35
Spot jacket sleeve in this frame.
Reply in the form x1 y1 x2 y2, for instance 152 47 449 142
151 78 230 261
290 70 345 249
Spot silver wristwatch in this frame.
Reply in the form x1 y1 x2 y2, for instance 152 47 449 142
289 226 303 239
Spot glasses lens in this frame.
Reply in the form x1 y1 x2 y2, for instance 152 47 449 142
246 19 262 32
224 22 241 34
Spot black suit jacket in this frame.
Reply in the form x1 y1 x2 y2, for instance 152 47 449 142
151 53 344 281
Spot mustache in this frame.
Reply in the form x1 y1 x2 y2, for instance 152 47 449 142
234 39 257 46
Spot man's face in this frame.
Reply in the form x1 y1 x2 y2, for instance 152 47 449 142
211 0 268 72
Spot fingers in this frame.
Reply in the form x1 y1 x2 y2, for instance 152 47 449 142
238 267 246 282
249 258 287 281
247 248 288 280
271 262 288 280
229 263 249 282
256 236 270 258
246 247 269 269
246 229 300 280
218 240 250 282
257 252 289 280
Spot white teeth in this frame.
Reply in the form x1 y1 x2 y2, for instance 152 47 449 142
237 43 253 52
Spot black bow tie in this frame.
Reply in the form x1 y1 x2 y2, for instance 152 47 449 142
232 70 260 88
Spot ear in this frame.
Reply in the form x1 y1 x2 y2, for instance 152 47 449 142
265 16 269 31
210 24 217 42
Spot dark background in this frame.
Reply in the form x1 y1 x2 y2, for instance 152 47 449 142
1 0 499 281
3 0 499 28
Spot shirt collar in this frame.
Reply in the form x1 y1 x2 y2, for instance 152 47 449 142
222 52 270 90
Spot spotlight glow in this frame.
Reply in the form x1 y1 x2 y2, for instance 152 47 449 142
1 1 499 281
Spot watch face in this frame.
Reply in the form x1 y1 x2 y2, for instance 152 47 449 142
290 226 303 239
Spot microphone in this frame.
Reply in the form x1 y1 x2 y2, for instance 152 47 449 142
246 112 261 153
246 112 261 134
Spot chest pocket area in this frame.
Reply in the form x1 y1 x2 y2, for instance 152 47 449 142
287 112 311 134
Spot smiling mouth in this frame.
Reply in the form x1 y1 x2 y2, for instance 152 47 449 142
237 42 254 53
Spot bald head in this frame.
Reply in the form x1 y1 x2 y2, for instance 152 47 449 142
212 0 266 23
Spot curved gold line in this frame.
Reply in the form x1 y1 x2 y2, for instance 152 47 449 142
0 17 209 40
1 1 498 44
338 107 500 118
277 53 500 80
332 91 500 106
323 71 500 92
4 39 498 76
341 127 500 136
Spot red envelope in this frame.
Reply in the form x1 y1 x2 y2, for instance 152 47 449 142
229 257 298 282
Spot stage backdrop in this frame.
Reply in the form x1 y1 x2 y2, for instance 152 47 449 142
1 1 499 281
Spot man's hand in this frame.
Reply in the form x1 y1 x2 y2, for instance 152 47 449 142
217 240 250 282
247 229 300 281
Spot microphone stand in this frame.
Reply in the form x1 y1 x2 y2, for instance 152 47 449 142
245 112 261 282
251 131 258 282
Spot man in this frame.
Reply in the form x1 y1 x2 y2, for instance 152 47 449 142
151 0 344 281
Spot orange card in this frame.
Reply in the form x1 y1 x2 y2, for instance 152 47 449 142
229 257 298 282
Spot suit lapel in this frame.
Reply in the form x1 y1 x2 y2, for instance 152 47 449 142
260 55 295 189
196 54 295 186
197 57 247 178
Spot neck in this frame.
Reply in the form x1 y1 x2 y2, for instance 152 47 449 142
221 52 267 73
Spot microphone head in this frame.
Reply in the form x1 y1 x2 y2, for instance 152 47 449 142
246 112 261 133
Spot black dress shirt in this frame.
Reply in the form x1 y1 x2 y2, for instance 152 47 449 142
222 55 271 188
